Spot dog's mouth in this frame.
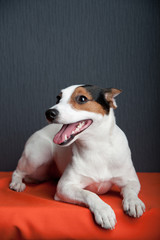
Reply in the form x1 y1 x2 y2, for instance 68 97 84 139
53 119 93 145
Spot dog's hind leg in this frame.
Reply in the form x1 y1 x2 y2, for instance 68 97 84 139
9 156 30 192
121 180 145 218
9 131 54 192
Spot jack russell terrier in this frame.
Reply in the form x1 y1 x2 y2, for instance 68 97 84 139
9 84 145 229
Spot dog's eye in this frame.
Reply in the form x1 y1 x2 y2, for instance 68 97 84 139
56 96 61 104
76 95 88 104
56 93 62 104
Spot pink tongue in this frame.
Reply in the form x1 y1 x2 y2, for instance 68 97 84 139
53 122 78 145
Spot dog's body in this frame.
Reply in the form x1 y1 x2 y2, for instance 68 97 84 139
10 84 145 229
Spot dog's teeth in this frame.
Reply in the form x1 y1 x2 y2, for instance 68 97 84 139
77 121 85 129
75 128 79 133
73 121 86 134
64 134 67 141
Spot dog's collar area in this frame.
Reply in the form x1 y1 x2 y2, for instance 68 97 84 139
53 119 93 145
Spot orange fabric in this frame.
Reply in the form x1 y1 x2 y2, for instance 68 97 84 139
0 172 160 240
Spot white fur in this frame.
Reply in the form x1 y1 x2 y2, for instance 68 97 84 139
9 85 145 230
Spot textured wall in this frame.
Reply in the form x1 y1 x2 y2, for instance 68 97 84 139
0 0 159 171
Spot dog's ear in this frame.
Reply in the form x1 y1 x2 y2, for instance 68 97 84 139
104 88 122 109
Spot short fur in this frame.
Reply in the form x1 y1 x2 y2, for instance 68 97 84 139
9 84 145 230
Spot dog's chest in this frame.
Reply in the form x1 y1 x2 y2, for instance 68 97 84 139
72 146 114 182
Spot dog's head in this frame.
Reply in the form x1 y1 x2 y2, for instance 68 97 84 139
45 85 121 146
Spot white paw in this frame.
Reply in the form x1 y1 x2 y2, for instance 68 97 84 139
123 197 145 218
54 193 61 201
92 204 116 230
9 181 26 192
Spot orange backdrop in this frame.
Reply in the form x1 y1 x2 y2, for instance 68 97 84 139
0 172 160 240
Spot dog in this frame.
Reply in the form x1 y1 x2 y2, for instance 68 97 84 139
9 84 145 229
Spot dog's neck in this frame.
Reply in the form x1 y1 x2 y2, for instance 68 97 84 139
74 108 116 152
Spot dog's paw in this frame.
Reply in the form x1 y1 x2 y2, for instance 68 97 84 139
92 204 116 230
9 181 26 192
54 193 61 201
123 197 145 218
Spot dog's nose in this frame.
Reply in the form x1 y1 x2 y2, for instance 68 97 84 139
45 109 59 121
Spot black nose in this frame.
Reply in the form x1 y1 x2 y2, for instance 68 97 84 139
45 109 59 121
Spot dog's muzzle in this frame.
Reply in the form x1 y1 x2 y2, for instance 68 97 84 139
45 109 59 122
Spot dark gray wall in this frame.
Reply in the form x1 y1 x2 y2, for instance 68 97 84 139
0 0 160 172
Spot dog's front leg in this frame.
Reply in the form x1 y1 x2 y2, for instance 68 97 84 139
121 181 145 218
55 176 116 230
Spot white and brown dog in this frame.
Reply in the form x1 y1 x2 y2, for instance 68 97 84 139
9 84 145 229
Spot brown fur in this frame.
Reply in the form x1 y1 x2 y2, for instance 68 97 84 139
69 87 106 115
105 88 122 109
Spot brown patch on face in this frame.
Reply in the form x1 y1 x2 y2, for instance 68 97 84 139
69 86 106 115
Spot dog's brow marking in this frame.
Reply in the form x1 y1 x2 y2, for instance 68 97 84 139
69 87 106 115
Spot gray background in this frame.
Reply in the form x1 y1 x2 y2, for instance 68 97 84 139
0 0 160 172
